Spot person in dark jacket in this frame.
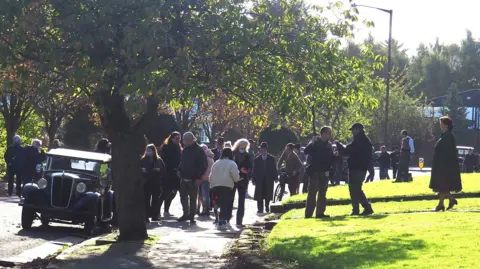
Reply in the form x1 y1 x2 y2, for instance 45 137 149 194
252 142 277 214
378 146 391 180
429 117 462 211
336 123 374 216
397 130 415 182
24 139 47 184
160 132 182 217
141 144 166 222
177 132 208 224
228 138 252 227
4 135 26 196
390 147 400 178
212 137 225 161
464 148 476 173
304 126 334 219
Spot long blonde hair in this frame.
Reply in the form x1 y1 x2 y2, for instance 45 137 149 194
232 138 250 152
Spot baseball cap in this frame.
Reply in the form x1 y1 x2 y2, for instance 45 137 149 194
349 123 364 131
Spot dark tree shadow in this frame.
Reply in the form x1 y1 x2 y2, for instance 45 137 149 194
53 240 153 269
268 229 427 269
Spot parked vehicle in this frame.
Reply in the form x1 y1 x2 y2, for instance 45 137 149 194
457 146 479 171
19 148 115 234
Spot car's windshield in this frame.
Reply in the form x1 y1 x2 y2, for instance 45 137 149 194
49 157 99 172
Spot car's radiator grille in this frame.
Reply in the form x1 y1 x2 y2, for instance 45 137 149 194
51 175 73 208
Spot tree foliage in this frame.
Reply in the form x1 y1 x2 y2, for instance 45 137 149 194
0 0 385 239
441 83 468 129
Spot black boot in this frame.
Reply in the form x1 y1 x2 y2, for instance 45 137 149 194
360 203 374 216
351 203 360 216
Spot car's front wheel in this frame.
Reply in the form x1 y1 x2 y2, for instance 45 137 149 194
21 207 35 230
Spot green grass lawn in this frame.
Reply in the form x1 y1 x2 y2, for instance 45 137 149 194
283 173 480 204
267 211 480 269
282 198 480 219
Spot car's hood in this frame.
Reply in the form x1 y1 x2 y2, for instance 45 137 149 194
48 172 96 181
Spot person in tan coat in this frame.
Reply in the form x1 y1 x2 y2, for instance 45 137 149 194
277 143 303 196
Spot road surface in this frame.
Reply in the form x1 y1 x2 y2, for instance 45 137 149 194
0 183 88 262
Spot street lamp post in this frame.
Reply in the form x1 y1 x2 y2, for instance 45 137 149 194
352 3 393 144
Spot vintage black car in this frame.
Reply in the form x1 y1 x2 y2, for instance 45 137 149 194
19 148 114 234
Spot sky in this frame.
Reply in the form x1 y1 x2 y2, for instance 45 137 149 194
309 0 480 56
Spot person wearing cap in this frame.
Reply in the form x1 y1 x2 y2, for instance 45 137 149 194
177 132 208 224
396 130 415 182
335 123 374 216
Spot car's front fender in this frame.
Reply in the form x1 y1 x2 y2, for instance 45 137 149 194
22 183 48 206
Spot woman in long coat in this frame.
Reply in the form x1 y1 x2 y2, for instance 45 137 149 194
160 132 182 217
253 142 277 214
430 116 462 211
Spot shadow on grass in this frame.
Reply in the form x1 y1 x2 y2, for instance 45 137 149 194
268 230 427 269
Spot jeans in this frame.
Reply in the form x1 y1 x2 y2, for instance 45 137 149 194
227 181 248 225
305 172 329 218
199 181 210 211
365 166 375 183
144 179 162 220
379 167 390 179
7 168 23 195
392 165 398 179
179 179 198 220
348 170 370 213
212 186 232 221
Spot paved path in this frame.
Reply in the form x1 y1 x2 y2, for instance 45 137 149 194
50 184 262 269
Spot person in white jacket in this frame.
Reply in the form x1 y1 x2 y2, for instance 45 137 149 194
209 148 241 228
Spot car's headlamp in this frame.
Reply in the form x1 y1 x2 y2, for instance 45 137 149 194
37 178 48 189
76 182 87 194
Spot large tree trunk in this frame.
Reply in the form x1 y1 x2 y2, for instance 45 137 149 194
98 91 158 241
1 95 33 146
45 114 63 149
110 135 147 241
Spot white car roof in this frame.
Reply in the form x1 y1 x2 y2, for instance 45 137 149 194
457 146 474 150
47 148 112 163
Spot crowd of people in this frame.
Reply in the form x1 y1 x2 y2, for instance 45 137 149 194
3 136 49 197
2 116 465 226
